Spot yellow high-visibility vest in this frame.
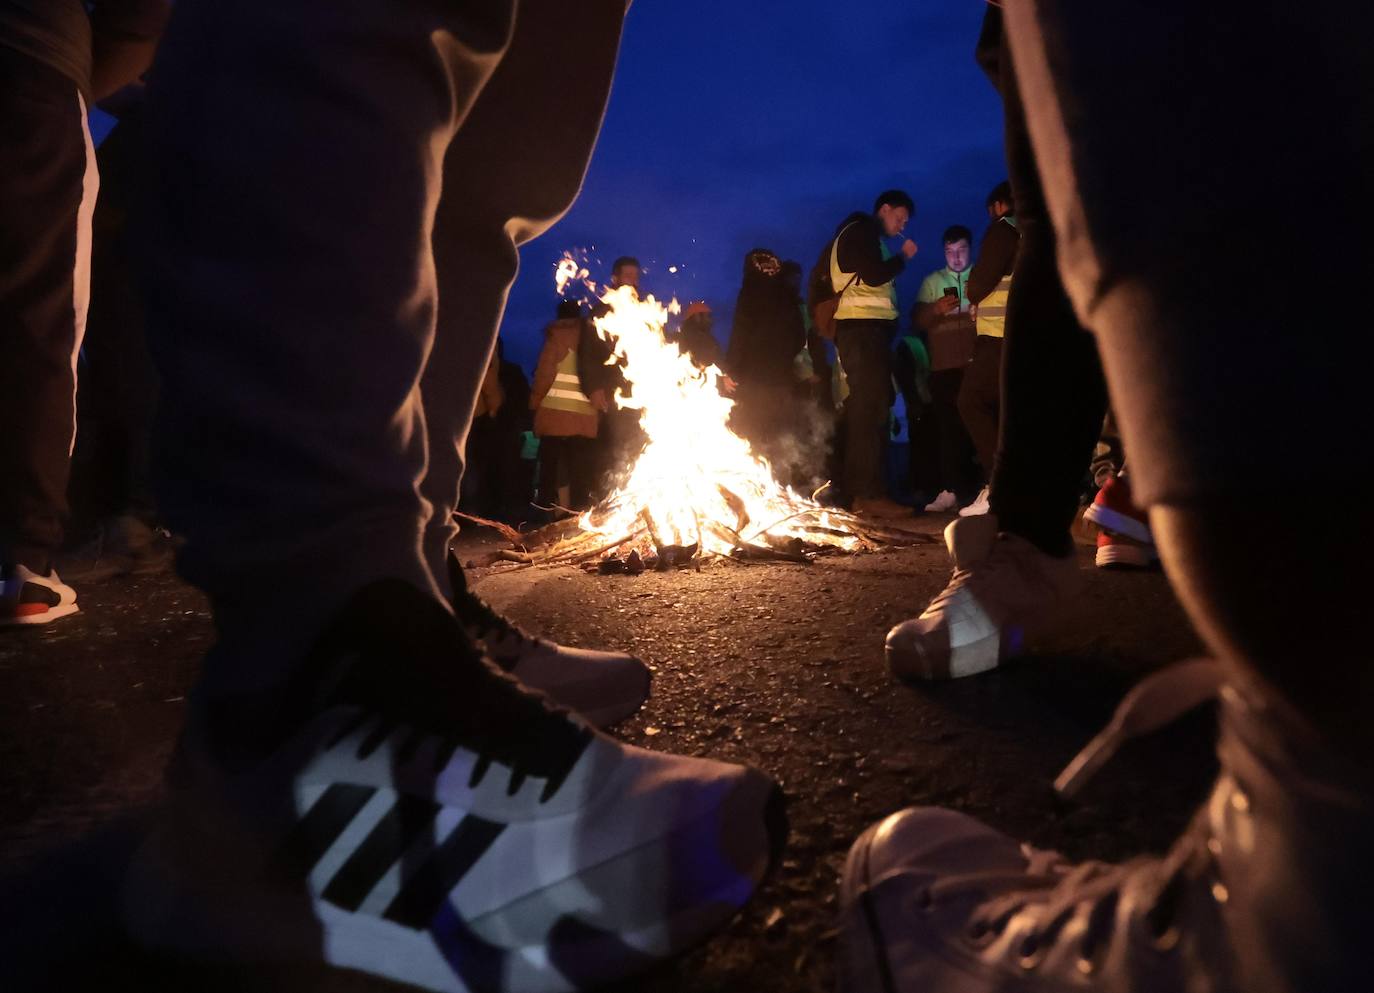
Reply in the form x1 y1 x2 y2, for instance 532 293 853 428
974 273 1013 338
540 349 595 415
974 217 1016 338
830 223 898 321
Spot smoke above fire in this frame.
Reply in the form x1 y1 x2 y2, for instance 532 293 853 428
552 251 864 557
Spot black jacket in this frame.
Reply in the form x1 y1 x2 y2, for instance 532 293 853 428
674 314 723 371
967 216 1019 305
577 310 625 399
834 212 905 289
727 256 806 386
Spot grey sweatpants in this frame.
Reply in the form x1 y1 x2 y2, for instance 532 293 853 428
142 0 625 700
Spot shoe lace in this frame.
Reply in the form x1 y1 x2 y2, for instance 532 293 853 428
447 555 541 667
454 587 538 661
317 581 592 803
949 660 1228 968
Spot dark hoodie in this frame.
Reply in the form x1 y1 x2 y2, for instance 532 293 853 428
834 212 905 290
726 249 806 386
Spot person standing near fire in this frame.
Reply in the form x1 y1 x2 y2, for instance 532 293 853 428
530 298 599 514
911 224 981 513
582 254 646 496
828 190 919 518
955 181 1018 517
0 0 170 626
727 248 807 473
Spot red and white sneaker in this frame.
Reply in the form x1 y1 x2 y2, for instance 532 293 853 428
1094 531 1159 569
1084 474 1157 570
0 564 79 627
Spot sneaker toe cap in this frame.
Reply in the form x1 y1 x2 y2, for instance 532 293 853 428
512 645 651 727
885 618 952 681
839 808 1028 992
847 807 1026 892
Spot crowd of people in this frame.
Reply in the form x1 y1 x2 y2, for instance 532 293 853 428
1 3 1368 993
466 182 1092 537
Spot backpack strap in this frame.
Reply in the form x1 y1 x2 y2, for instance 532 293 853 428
830 222 862 296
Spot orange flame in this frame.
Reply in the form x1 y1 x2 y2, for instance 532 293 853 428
573 283 858 555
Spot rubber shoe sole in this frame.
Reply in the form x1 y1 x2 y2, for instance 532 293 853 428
0 602 80 627
1095 540 1159 570
1083 502 1152 544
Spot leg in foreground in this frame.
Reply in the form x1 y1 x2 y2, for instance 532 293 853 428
844 3 1371 992
124 4 784 990
0 47 97 627
418 8 650 727
887 8 1092 682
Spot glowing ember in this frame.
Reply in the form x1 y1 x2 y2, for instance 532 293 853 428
554 251 595 297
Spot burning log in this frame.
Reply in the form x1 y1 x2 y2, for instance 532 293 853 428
717 484 750 533
470 273 940 571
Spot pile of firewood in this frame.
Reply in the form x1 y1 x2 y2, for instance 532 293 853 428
461 483 936 572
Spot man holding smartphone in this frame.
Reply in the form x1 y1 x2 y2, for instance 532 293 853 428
911 225 980 512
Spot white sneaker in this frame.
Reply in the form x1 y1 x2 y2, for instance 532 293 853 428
123 579 786 993
839 660 1374 993
923 490 958 513
958 487 991 517
449 555 650 728
0 563 79 627
885 515 1080 680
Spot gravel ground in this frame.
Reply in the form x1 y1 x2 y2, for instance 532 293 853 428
0 516 1213 992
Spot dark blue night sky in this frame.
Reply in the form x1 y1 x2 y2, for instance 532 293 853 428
497 0 1007 374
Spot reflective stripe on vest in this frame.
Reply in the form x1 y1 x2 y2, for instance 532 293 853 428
974 216 1017 338
975 273 1013 338
540 353 595 415
830 223 898 321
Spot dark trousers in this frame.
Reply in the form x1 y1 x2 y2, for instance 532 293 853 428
0 52 97 571
980 8 1109 556
904 394 936 497
594 407 646 498
731 381 796 480
536 435 597 511
79 222 158 526
143 0 625 702
926 369 979 499
835 318 895 500
956 335 1002 483
1004 2 1373 983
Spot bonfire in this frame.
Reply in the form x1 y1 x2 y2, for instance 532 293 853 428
476 255 933 570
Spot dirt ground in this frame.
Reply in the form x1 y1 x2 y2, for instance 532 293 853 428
0 516 1214 992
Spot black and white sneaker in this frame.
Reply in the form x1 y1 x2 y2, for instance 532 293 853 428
448 555 651 728
0 564 79 627
123 580 785 993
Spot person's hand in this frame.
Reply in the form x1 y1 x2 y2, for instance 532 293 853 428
900 239 918 260
589 389 609 412
721 376 739 396
934 294 960 315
